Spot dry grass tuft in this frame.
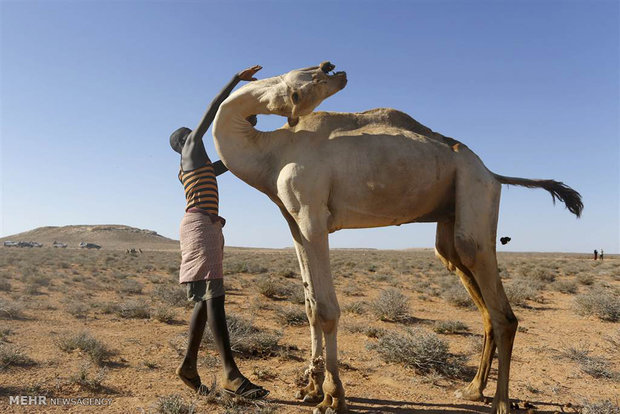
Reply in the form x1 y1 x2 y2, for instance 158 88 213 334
580 399 620 414
553 279 578 294
433 320 469 334
442 285 476 309
504 279 542 307
152 306 176 324
368 328 465 378
153 285 189 308
0 299 25 319
69 362 108 391
117 300 151 319
370 288 410 322
0 344 35 370
154 394 196 414
560 344 618 380
203 313 282 358
276 306 307 326
575 287 620 322
256 276 292 299
57 331 113 366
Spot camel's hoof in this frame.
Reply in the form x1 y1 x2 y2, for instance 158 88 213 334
303 393 323 403
295 389 323 403
312 396 348 414
313 409 339 414
454 386 483 402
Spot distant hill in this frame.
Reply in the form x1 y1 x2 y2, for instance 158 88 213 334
0 225 179 251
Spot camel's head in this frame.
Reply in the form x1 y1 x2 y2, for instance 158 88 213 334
276 61 347 127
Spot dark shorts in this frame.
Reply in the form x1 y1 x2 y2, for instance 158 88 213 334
185 278 225 302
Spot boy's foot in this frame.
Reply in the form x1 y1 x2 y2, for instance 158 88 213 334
176 365 208 395
222 377 269 399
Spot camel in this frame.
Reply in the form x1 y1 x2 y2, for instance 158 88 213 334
212 62 583 414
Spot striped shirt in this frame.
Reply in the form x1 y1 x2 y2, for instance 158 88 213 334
178 162 219 216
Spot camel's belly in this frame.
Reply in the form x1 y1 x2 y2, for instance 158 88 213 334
328 172 455 231
324 135 458 231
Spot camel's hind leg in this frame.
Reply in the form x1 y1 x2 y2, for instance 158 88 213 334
453 172 518 414
436 219 496 402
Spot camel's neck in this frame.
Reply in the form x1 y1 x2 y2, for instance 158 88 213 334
212 78 287 194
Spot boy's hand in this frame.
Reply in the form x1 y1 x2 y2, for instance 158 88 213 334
237 65 262 81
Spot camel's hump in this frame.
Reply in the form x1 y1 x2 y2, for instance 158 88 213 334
295 108 464 148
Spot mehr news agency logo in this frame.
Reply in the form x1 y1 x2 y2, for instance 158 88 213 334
9 395 113 406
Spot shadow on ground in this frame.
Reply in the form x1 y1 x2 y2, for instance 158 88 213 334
270 396 569 414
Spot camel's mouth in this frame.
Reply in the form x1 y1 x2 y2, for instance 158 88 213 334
320 61 346 80
331 70 347 89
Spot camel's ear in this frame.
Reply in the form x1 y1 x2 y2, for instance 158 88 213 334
287 117 299 127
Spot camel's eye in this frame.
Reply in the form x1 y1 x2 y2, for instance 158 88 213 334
291 91 300 104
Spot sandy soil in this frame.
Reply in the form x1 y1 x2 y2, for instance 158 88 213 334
0 247 618 413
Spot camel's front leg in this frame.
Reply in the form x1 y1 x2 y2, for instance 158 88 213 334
280 207 325 403
295 284 325 403
299 229 347 414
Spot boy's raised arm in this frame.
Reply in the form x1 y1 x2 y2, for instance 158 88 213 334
192 65 262 141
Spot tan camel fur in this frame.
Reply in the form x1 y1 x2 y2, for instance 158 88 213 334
212 62 583 414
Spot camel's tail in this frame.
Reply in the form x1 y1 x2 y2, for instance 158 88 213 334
493 174 583 218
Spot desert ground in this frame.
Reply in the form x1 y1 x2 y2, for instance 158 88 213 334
0 226 618 413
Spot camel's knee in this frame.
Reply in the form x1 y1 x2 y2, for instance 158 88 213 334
505 311 518 333
454 232 478 268
494 311 518 342
316 300 340 333
305 298 319 326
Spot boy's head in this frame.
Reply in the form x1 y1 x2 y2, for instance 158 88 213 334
170 127 191 154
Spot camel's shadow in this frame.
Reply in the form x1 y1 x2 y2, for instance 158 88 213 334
271 396 567 413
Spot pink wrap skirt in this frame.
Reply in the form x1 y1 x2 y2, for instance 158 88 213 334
178 211 224 284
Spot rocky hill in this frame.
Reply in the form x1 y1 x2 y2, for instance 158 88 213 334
0 225 179 251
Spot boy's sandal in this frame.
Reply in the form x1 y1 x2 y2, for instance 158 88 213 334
223 378 269 399
178 372 207 395
196 384 210 396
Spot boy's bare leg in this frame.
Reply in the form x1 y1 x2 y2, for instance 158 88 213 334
206 296 242 382
177 300 208 390
207 296 268 398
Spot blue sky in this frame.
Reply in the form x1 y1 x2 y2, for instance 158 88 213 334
1 1 618 253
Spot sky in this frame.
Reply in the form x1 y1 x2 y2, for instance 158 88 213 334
1 0 618 253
